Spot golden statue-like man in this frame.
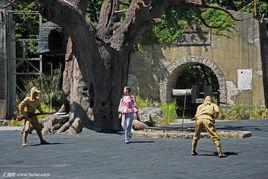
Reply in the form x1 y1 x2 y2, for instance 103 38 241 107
19 87 49 147
192 96 226 158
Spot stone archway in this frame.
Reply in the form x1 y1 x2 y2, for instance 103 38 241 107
160 56 227 104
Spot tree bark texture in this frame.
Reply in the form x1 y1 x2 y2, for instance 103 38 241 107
35 0 232 133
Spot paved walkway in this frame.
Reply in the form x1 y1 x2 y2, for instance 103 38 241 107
1 120 268 179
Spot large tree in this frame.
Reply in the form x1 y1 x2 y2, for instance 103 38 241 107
30 0 241 133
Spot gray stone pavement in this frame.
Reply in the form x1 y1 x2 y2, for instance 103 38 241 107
0 119 268 179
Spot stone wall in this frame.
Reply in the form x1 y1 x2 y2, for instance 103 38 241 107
129 13 266 107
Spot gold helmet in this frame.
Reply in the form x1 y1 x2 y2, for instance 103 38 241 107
30 86 41 94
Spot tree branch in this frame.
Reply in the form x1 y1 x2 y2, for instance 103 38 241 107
36 0 100 84
237 0 254 10
109 0 150 50
36 0 95 33
109 0 190 50
98 0 113 29
0 0 16 9
73 0 86 13
97 0 120 42
199 3 250 21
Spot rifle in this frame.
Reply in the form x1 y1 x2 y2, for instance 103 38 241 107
16 112 55 121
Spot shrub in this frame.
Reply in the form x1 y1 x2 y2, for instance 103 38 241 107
7 119 23 127
219 106 268 120
159 102 177 125
136 96 151 108
37 102 56 120
250 107 268 119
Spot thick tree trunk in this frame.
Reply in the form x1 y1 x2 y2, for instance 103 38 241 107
57 38 94 133
92 48 131 131
57 37 130 133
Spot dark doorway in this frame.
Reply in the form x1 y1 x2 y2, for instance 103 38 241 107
174 63 219 118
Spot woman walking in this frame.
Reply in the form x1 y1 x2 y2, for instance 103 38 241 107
118 86 139 144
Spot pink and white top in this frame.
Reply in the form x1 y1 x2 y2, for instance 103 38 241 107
118 95 139 114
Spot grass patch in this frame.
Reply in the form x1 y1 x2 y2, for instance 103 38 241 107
219 106 268 120
159 102 177 125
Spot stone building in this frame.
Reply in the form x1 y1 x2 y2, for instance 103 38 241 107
129 13 268 109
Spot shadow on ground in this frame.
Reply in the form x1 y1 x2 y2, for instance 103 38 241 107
197 150 239 157
130 140 155 144
29 142 65 146
217 125 268 133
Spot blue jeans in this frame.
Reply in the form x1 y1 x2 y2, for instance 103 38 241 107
121 113 134 142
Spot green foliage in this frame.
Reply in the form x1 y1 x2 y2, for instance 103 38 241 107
6 119 23 127
13 1 38 39
258 2 268 17
40 102 55 112
149 6 191 43
219 106 268 120
14 1 37 11
37 102 55 119
13 1 40 59
142 6 196 44
221 106 250 119
142 4 234 44
201 6 233 35
136 96 151 108
234 0 268 18
159 102 177 125
250 107 268 119
86 0 104 26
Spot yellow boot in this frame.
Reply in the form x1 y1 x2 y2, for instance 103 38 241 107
191 138 198 156
37 131 50 144
215 140 226 158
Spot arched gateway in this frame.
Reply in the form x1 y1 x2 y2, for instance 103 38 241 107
160 56 227 105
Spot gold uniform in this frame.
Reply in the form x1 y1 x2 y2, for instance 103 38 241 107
192 96 224 156
18 87 49 147
19 96 43 132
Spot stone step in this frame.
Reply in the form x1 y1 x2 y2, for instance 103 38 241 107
132 129 252 139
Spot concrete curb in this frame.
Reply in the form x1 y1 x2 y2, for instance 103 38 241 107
0 127 21 131
132 129 252 139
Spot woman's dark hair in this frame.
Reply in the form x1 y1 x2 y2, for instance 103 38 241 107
124 86 131 93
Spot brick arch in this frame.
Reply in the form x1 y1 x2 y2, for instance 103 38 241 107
159 56 227 104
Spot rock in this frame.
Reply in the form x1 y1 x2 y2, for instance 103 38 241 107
41 114 69 134
68 117 83 134
1 120 9 126
138 107 162 126
132 120 148 130
132 129 252 139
